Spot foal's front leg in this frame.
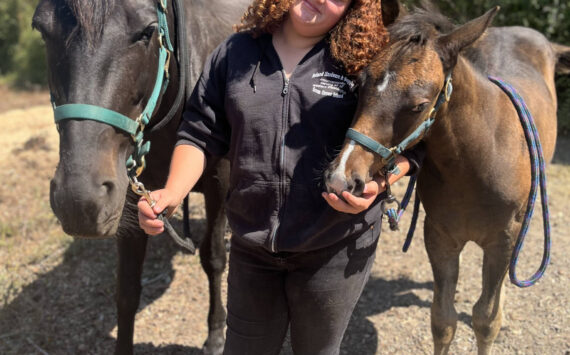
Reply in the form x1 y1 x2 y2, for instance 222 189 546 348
472 235 511 355
424 218 465 355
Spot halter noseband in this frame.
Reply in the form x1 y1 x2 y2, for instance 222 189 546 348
346 73 453 175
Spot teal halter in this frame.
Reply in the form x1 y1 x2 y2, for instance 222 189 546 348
51 0 174 185
346 74 453 175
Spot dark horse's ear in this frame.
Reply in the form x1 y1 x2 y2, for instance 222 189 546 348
381 0 403 27
436 6 500 72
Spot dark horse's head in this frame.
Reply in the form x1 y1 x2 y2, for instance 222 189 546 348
324 2 498 196
33 0 179 237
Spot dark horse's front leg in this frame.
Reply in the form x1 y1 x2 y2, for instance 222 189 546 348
200 158 230 355
114 195 149 355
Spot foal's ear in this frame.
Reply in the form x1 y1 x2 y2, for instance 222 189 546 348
436 6 499 72
381 0 403 27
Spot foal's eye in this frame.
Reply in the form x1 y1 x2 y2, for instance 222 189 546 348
411 102 429 112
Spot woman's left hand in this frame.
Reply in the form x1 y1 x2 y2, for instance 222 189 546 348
322 179 386 214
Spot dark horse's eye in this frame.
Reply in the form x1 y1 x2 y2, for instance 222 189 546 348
412 102 429 112
138 25 156 42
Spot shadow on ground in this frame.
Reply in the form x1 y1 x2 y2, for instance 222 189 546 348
338 277 433 355
552 135 570 164
0 218 205 355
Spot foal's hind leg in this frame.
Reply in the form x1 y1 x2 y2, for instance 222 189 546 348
200 158 230 355
115 232 148 355
424 219 465 355
472 237 511 355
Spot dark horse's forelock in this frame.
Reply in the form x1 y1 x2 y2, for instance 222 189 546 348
65 0 117 46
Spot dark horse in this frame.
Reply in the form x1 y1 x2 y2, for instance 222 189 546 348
32 0 248 353
325 1 570 354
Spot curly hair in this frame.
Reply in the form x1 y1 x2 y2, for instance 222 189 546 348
234 0 389 75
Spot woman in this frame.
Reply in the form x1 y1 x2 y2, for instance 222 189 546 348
139 0 422 353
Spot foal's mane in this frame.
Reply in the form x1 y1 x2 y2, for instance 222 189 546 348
65 0 117 46
388 2 455 43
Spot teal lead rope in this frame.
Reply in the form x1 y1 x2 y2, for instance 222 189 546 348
489 76 551 288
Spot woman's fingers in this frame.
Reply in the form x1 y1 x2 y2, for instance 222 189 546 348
322 192 358 214
137 190 169 235
322 180 381 214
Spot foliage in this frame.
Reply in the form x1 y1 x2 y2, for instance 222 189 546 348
10 26 48 88
6 0 47 89
0 0 20 75
556 76 570 135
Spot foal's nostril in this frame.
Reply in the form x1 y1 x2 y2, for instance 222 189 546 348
353 176 365 197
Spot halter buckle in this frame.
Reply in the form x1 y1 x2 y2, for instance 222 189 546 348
164 50 171 79
130 175 154 205
444 76 453 102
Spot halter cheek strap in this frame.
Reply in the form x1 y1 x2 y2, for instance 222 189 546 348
346 73 453 175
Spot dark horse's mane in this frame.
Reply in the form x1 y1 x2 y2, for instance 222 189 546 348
388 2 456 42
64 0 116 45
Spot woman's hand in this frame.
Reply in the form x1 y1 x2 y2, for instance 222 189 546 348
137 189 181 235
322 178 387 214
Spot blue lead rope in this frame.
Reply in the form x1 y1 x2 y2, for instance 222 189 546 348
489 76 551 288
384 175 419 252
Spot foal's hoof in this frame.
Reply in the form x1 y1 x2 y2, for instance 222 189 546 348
202 329 224 355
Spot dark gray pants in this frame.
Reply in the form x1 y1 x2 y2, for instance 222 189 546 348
223 221 381 355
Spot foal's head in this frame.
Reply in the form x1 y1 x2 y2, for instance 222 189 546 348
325 5 498 196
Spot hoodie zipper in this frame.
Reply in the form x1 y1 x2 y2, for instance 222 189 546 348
269 70 290 253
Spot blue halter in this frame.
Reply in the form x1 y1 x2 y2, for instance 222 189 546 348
51 0 173 182
346 74 453 174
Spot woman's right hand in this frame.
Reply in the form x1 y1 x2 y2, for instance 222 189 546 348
137 189 181 235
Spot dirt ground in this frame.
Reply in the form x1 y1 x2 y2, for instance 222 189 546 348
0 90 568 354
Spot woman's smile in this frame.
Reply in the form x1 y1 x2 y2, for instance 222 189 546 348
300 0 321 18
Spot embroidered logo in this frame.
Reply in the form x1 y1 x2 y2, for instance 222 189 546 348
311 71 355 99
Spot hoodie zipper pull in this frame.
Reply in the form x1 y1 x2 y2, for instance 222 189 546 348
281 70 290 96
282 78 289 96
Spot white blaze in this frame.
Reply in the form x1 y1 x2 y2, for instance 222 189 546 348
376 72 393 93
329 141 356 194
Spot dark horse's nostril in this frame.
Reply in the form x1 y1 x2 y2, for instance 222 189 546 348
100 180 116 198
353 176 365 197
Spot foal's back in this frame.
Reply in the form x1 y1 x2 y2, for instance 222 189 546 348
465 26 559 161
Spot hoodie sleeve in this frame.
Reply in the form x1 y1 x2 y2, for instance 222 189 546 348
401 142 426 176
176 40 230 158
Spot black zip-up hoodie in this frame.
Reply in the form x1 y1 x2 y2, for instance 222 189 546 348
178 32 423 253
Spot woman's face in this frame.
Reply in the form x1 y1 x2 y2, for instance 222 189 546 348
288 0 352 38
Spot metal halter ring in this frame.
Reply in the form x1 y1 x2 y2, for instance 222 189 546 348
380 195 401 215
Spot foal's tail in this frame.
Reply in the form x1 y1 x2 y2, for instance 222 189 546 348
552 42 570 74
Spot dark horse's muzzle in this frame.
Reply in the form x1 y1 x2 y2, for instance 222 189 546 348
49 120 129 238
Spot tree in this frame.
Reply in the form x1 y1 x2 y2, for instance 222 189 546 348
0 0 20 75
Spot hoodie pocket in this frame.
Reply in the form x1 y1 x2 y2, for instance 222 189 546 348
225 179 280 238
